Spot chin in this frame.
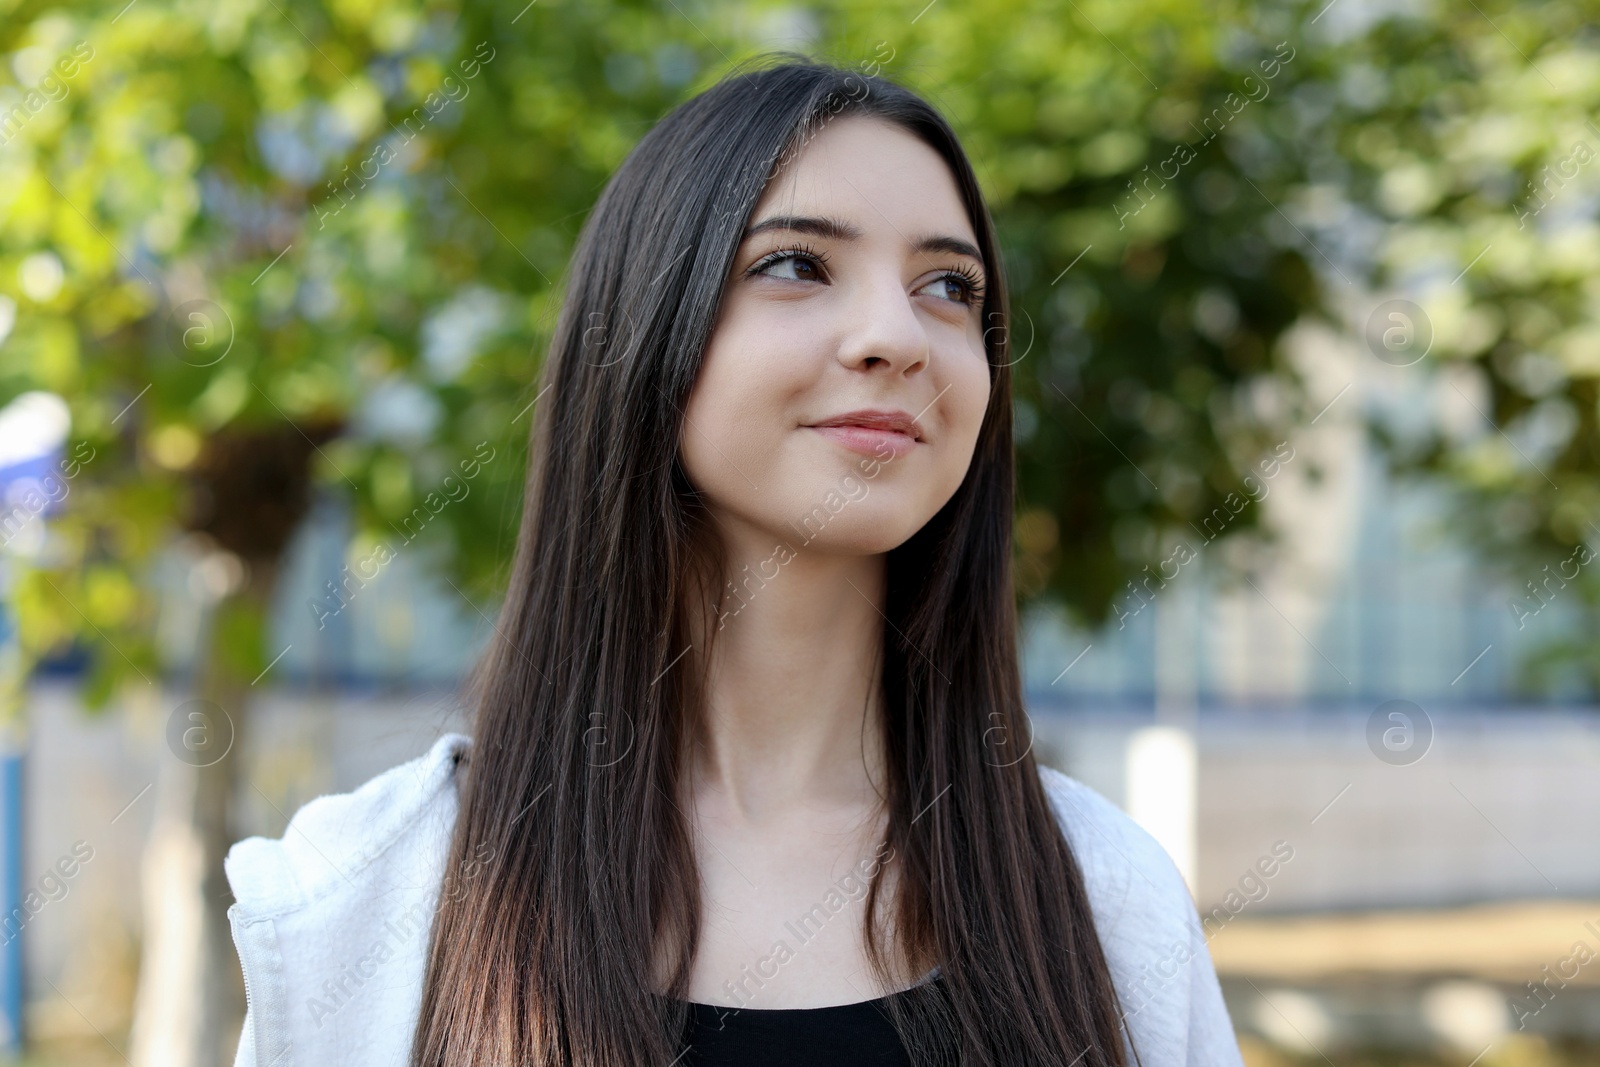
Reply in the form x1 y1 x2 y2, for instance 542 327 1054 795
774 499 930 557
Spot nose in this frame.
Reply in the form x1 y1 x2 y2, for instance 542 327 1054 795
834 269 930 376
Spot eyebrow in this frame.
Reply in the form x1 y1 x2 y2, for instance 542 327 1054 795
742 214 986 270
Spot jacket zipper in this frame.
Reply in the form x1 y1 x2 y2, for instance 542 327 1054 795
230 904 290 1065
239 943 256 1058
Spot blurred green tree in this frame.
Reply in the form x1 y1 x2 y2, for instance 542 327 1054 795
1 0 1597 1061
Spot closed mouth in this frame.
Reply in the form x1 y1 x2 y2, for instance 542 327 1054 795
805 409 923 440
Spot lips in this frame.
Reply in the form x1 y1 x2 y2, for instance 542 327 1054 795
806 408 923 460
807 409 923 440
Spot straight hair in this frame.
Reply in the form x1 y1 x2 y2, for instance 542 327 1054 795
410 54 1136 1067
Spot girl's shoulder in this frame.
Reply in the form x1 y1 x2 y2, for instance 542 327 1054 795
1035 763 1195 931
1036 763 1244 1065
226 733 472 1067
225 731 470 918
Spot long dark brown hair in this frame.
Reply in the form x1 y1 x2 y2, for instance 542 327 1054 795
410 54 1135 1067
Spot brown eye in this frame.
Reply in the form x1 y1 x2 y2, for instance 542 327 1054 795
917 271 983 306
745 243 832 284
761 253 825 282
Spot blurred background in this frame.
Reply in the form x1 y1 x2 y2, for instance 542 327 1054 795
2 0 1599 1063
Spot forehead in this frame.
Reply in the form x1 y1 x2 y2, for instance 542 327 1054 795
750 115 978 245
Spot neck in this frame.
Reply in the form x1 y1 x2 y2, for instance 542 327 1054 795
685 523 890 824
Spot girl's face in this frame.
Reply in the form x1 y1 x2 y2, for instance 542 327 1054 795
680 114 993 559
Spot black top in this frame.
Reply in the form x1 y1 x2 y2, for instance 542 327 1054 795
675 974 944 1066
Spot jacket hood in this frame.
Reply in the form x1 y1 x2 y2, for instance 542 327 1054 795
227 732 470 1067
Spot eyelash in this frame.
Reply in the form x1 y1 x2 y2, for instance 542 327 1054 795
745 242 832 279
745 243 987 307
934 263 988 306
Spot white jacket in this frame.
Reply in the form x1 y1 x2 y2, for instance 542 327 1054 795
226 732 1245 1066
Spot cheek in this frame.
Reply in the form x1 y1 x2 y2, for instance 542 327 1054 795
678 314 812 500
679 357 754 494
942 343 992 463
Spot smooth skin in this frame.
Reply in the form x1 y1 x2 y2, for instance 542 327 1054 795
671 114 993 1008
